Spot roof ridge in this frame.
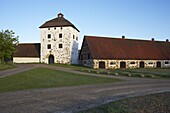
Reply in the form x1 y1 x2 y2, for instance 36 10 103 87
85 35 169 43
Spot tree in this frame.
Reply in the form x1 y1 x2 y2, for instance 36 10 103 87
0 30 19 62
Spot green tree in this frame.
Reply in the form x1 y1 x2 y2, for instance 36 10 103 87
0 30 19 62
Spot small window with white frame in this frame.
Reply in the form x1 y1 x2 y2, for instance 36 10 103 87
59 33 62 38
110 62 116 65
48 34 51 39
165 61 169 64
59 44 63 48
148 62 153 65
130 62 135 64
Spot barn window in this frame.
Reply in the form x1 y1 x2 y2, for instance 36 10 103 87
47 44 51 49
88 54 90 59
48 34 51 39
81 55 83 60
59 44 63 48
148 62 153 65
110 62 116 65
165 61 169 64
130 62 135 64
59 33 62 38
83 61 87 64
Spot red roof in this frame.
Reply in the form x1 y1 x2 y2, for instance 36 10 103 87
84 36 170 60
13 43 40 57
39 13 79 32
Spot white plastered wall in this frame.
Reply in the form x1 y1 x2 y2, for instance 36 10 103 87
40 27 79 64
13 57 40 63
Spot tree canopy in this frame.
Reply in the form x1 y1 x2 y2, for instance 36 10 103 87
0 30 19 62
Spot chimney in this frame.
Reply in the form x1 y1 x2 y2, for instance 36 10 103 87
122 36 125 39
166 39 169 42
58 13 64 18
151 38 154 41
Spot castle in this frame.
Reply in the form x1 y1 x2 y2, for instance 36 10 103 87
13 13 170 68
13 13 79 64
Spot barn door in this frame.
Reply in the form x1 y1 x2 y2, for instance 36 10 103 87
156 61 161 68
120 61 126 68
99 61 105 69
140 61 145 68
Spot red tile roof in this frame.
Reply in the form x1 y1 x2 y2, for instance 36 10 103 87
84 36 170 60
39 13 79 32
13 43 40 57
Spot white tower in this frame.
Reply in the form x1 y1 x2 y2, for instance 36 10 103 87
39 13 79 64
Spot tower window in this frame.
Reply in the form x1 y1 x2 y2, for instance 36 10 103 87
48 28 50 30
76 37 78 41
48 34 51 38
47 44 51 49
73 35 75 39
59 44 63 48
54 27 56 30
59 33 62 38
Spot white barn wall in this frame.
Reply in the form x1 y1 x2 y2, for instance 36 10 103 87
81 59 170 69
13 57 40 63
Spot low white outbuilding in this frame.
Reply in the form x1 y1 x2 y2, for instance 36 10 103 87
13 43 40 63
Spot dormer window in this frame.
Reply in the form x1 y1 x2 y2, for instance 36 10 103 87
59 33 62 38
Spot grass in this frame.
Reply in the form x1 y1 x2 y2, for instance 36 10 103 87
51 63 91 70
0 67 121 93
79 68 170 79
78 92 170 113
0 61 16 71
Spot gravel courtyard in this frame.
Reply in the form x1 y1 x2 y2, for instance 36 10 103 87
0 64 170 113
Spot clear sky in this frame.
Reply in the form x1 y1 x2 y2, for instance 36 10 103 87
1 0 170 49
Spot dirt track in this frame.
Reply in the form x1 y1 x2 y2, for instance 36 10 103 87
0 64 170 113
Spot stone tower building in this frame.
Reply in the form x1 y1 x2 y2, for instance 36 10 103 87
39 13 79 64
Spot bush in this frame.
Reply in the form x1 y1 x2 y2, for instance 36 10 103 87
0 61 15 71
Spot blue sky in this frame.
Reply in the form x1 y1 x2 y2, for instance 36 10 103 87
1 0 170 48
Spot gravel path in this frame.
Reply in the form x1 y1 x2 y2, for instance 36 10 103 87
0 64 39 78
0 64 170 113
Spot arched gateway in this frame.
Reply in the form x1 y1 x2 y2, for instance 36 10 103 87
49 55 54 64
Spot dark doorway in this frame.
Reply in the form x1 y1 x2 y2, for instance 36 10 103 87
120 61 126 68
156 61 161 68
49 55 54 64
140 61 145 68
99 61 105 69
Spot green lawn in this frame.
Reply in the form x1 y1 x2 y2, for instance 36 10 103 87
0 62 16 71
51 63 170 78
79 92 170 113
0 68 121 93
51 63 91 70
